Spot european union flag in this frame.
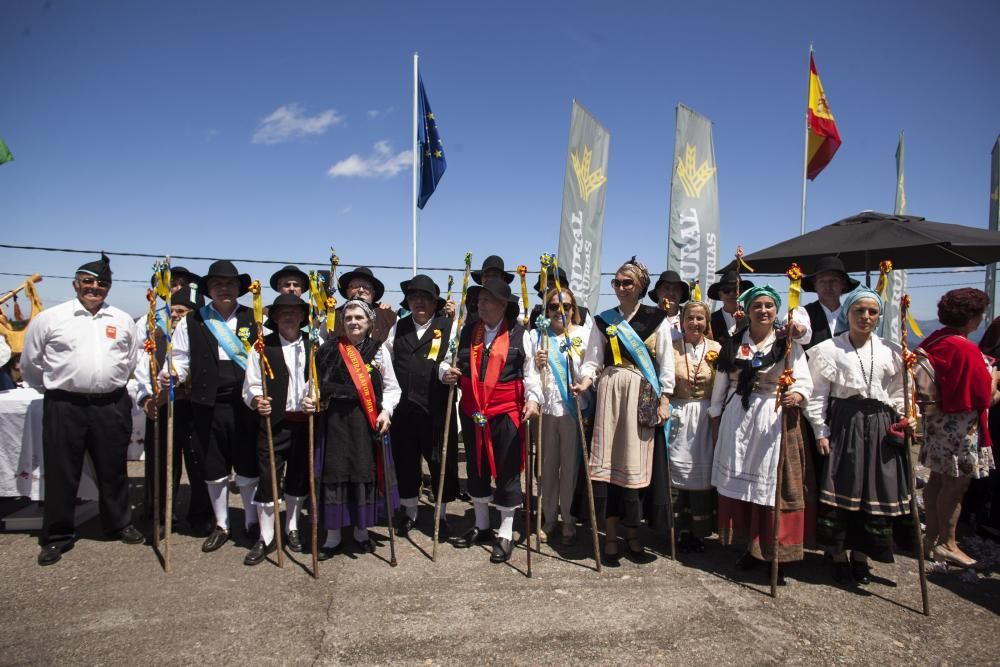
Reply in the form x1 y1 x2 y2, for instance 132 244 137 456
417 73 446 209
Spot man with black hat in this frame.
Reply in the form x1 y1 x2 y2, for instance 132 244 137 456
801 256 860 352
22 254 144 566
466 255 515 321
383 274 460 539
332 266 397 343
241 294 315 565
137 266 201 343
269 265 309 297
167 260 261 553
526 264 591 329
442 278 542 563
707 271 755 344
648 270 689 340
135 283 213 535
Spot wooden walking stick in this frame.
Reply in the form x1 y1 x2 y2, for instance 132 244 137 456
382 434 398 567
157 259 177 572
771 264 803 597
305 270 329 578
658 297 677 561
530 262 548 550
143 285 161 554
432 253 472 560
900 293 930 616
248 280 283 566
548 256 601 571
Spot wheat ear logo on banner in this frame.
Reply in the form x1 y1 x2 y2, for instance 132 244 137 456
571 146 607 202
676 144 716 198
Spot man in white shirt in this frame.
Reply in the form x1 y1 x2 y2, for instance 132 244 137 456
21 254 143 566
442 278 541 563
241 294 316 565
801 256 860 353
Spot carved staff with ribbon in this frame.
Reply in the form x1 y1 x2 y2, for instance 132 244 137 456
156 258 177 572
551 255 602 571
144 284 162 554
247 279 283 566
305 271 327 577
900 293 930 615
432 253 472 560
533 258 549 549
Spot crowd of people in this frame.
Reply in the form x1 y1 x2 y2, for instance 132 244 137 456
14 251 998 590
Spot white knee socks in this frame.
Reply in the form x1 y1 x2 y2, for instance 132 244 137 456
497 508 515 541
400 496 419 521
472 496 491 530
235 476 259 529
257 503 275 546
206 478 230 530
353 526 369 543
324 529 341 549
285 495 304 533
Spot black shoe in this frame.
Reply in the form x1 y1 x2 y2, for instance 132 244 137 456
317 544 342 561
490 537 513 563
395 514 417 537
244 539 276 566
119 524 145 545
833 561 856 586
625 539 654 564
37 543 71 566
357 539 376 554
286 530 303 552
736 551 760 570
456 526 494 548
601 544 622 567
436 519 451 542
201 527 229 553
851 558 872 585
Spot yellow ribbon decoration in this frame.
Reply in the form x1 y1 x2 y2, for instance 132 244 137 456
876 259 893 298
907 310 923 337
691 279 702 302
428 329 443 360
736 246 755 273
786 263 803 310
247 280 273 379
517 265 529 325
606 325 623 365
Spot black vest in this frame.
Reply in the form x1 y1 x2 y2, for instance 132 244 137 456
261 331 311 424
594 305 666 365
457 320 527 383
803 301 834 352
711 308 748 347
392 314 453 413
187 305 257 406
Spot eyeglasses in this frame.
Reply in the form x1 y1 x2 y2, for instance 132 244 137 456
611 278 635 289
349 284 373 293
547 302 572 312
78 277 111 289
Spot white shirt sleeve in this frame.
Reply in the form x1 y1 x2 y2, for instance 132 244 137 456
242 347 263 409
0 335 12 368
789 341 813 402
522 330 543 403
134 345 153 408
20 310 49 391
578 321 606 381
384 322 398 361
792 306 812 346
654 318 676 395
379 343 401 416
170 316 191 383
806 351 832 439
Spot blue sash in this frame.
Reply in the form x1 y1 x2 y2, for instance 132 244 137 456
598 308 660 394
541 332 576 415
199 305 248 370
155 307 170 336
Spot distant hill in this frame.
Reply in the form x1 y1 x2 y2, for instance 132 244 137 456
911 318 986 345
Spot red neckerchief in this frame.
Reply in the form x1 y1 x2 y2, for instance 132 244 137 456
462 320 515 478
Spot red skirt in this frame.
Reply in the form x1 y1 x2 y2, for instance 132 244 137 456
718 496 806 562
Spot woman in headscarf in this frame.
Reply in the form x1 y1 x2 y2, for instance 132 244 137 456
576 257 675 566
710 285 812 583
918 288 997 568
805 287 910 586
314 299 401 559
669 300 722 552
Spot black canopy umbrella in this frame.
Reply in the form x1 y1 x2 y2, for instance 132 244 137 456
719 211 1000 275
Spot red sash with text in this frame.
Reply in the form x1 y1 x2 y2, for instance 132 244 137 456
340 340 386 487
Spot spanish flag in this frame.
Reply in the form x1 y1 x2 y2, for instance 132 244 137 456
806 52 842 180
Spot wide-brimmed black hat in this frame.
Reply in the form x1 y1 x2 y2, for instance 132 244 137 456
171 284 204 311
77 253 112 283
149 265 199 289
467 277 520 321
338 266 385 302
533 266 569 298
202 260 252 296
269 265 310 291
708 270 756 300
263 293 309 330
399 274 446 311
647 270 690 304
802 256 860 293
471 255 515 285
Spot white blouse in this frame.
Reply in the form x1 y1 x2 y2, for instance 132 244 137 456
578 307 676 395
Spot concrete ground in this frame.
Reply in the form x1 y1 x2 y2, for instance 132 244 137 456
1 460 998 666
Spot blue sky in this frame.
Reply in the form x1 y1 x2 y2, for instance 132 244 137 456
2 0 998 321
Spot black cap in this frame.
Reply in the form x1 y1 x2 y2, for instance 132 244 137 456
338 267 385 302
471 255 515 285
171 284 204 311
269 265 310 292
202 260 252 296
263 293 309 330
647 270 690 304
708 270 755 300
802 256 860 293
77 253 112 283
399 274 446 311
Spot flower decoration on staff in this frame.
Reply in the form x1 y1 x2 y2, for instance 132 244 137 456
246 281 274 380
472 412 488 427
705 349 719 365
691 279 702 302
605 324 623 365
534 315 551 332
517 264 530 325
538 253 552 308
900 293 923 338
786 262 803 310
661 298 673 313
876 259 893 298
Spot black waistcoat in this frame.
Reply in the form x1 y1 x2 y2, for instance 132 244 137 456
594 305 666 365
187 305 257 406
261 331 311 424
457 320 527 383
803 300 833 351
392 314 453 413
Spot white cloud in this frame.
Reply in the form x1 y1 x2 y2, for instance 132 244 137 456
367 110 380 119
340 205 352 215
252 104 343 145
327 141 413 178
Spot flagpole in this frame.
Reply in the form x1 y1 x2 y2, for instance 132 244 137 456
799 45 813 236
412 52 419 276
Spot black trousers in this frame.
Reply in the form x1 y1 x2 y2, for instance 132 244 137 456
143 400 211 523
460 411 523 508
191 393 259 481
253 417 310 503
41 388 132 548
389 401 459 503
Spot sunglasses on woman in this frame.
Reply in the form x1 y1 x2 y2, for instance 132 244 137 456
547 302 573 312
611 278 635 288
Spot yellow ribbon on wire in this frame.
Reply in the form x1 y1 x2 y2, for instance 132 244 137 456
907 310 923 337
517 265 529 324
247 280 273 380
606 325 623 365
428 329 443 359
876 259 892 298
736 246 755 273
691 279 702 302
786 263 803 310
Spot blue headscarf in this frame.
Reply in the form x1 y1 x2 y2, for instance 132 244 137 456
834 286 883 336
738 284 782 312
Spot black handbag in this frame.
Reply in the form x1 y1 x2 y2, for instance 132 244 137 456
637 377 659 428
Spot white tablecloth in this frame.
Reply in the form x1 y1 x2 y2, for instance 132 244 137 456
0 387 99 500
